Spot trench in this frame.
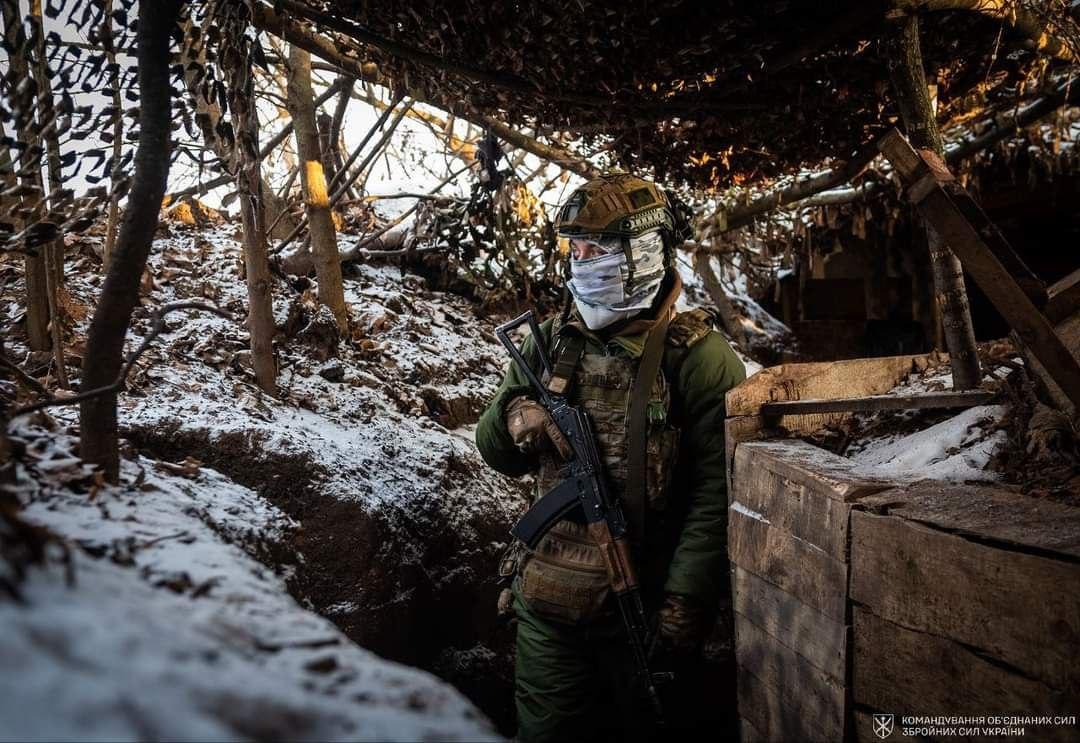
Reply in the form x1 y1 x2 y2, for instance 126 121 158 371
127 419 741 739
125 422 520 736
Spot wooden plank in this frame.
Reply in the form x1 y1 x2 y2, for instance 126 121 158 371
728 506 848 622
858 482 1080 560
1026 308 1080 416
734 456 853 560
853 608 1076 743
734 441 887 559
735 619 845 742
760 389 994 416
737 440 890 504
725 414 769 503
878 129 1080 411
1045 266 1080 325
850 510 1080 690
733 566 848 680
726 354 925 417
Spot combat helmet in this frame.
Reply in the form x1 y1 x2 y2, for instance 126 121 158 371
553 173 693 271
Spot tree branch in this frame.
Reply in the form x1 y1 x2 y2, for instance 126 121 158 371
12 302 231 419
249 3 599 179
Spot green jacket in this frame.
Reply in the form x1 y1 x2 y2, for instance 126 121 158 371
475 311 746 609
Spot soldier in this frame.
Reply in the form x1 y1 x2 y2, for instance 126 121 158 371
475 174 746 742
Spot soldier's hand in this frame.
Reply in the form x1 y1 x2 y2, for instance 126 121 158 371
657 593 712 655
505 397 573 460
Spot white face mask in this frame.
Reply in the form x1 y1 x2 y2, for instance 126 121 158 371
567 230 666 330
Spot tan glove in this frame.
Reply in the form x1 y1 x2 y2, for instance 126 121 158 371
505 397 573 460
657 593 713 654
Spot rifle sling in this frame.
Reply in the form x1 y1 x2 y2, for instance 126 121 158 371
626 310 671 541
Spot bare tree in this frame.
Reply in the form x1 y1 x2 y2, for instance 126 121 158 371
28 0 68 388
224 14 278 394
286 45 349 334
1 1 49 352
80 0 185 480
887 13 981 389
102 0 124 269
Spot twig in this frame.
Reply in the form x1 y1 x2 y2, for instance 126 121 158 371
8 302 232 419
0 351 52 400
342 164 469 260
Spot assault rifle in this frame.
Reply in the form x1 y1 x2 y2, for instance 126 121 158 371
495 310 671 718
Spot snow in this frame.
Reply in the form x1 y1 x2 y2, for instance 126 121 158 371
848 404 1008 483
1 423 499 742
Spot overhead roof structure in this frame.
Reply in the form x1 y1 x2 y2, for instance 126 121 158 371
261 0 1080 189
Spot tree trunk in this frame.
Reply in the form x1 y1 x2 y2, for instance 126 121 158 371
29 0 68 387
29 0 64 284
693 250 749 351
79 0 183 481
102 0 124 269
226 22 278 395
887 13 981 389
2 1 49 351
287 45 349 334
180 16 298 241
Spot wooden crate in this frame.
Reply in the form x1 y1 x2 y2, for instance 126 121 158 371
850 483 1080 742
729 440 888 743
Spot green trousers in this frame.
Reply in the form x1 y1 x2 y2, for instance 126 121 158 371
513 586 655 743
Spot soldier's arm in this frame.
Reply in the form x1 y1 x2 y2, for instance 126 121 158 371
474 318 554 477
663 330 746 606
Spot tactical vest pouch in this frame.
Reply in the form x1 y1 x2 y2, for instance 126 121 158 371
646 425 680 512
518 520 612 624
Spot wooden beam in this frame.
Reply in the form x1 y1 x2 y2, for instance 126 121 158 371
760 389 994 416
1045 267 1080 326
878 128 1080 413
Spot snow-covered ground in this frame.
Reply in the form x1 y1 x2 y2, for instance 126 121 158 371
848 404 1008 483
1 210 534 738
1 422 499 742
843 356 1017 483
0 196 789 738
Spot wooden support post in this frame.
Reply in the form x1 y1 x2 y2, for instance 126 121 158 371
878 128 1080 413
886 13 981 389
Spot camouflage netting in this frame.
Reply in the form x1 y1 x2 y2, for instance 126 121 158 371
280 0 1080 188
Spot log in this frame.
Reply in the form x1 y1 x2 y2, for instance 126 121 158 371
887 13 981 389
726 355 927 417
287 45 349 334
850 509 1080 690
759 389 994 416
